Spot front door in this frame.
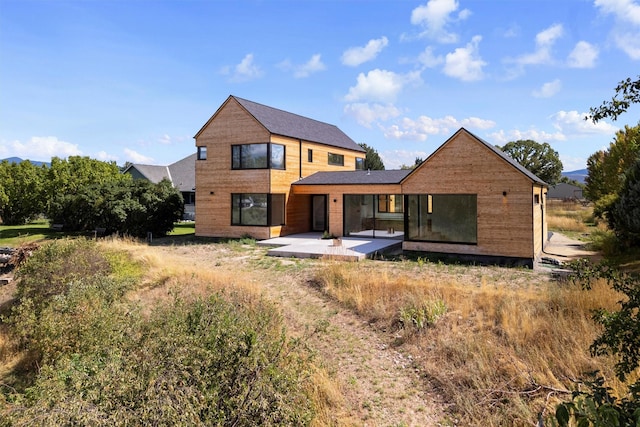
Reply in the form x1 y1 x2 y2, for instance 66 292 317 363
311 195 327 232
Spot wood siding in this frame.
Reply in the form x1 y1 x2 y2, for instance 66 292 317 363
401 131 538 260
293 184 403 237
195 98 364 239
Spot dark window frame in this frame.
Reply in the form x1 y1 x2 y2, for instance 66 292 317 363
308 149 313 163
355 157 365 170
328 152 344 166
231 143 286 170
405 193 477 245
231 193 286 226
197 146 207 160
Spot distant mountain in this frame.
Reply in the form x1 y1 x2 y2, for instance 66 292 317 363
562 168 588 184
1 157 50 167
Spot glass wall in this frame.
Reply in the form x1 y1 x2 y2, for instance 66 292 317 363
406 194 477 243
343 194 404 239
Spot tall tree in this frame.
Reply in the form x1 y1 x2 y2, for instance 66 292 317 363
588 75 640 122
497 140 563 184
358 143 385 170
584 125 640 203
44 156 130 218
0 160 45 224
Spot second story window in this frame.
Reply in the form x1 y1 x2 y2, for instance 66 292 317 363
355 157 365 170
328 152 344 166
197 146 207 160
232 143 285 170
308 149 313 162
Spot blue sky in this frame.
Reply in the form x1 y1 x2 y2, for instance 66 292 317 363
1 0 639 171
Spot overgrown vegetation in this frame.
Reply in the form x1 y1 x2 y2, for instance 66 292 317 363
550 260 640 427
0 239 319 426
315 260 626 425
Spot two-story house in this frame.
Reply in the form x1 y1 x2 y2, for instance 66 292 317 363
195 96 548 266
194 95 366 240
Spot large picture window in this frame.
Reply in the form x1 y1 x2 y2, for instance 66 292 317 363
232 143 285 169
231 193 285 226
406 194 477 244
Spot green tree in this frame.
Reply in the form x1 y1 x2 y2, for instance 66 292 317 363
589 75 640 122
48 179 183 237
358 143 385 170
608 159 640 247
497 140 563 184
0 160 46 224
551 261 640 427
400 157 424 170
44 156 130 218
584 125 640 206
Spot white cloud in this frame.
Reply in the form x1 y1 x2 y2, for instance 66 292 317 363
341 37 389 67
507 23 564 74
532 79 562 98
124 148 154 164
488 129 567 144
344 69 422 103
221 53 263 82
380 149 430 169
159 134 172 144
443 35 486 81
95 151 118 162
595 0 640 25
613 31 640 59
567 41 599 68
550 110 618 135
0 136 82 161
343 103 402 127
410 0 471 43
417 46 444 68
382 114 495 141
293 54 326 78
594 0 640 59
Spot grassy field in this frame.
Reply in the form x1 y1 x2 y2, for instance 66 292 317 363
0 220 194 246
1 207 637 425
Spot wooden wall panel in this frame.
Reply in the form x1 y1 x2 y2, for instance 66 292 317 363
195 98 271 239
401 131 537 259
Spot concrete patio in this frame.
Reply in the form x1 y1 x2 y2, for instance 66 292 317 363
257 233 403 261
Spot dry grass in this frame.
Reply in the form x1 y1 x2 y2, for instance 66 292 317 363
0 238 346 426
315 260 625 425
546 200 597 233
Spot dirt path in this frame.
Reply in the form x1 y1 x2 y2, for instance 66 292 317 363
153 243 446 426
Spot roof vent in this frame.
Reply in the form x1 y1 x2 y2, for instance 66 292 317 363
367 168 371 176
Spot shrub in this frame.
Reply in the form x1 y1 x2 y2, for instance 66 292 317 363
3 239 316 426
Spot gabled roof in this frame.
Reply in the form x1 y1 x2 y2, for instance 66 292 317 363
124 153 196 192
407 127 548 186
293 169 411 185
196 95 365 153
168 153 196 192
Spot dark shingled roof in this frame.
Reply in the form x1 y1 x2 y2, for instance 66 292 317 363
293 169 411 185
125 153 196 192
233 96 365 153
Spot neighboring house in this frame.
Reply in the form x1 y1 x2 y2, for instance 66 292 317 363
124 154 196 220
548 182 583 200
195 96 548 266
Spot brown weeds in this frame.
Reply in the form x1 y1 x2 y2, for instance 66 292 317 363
316 260 624 425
